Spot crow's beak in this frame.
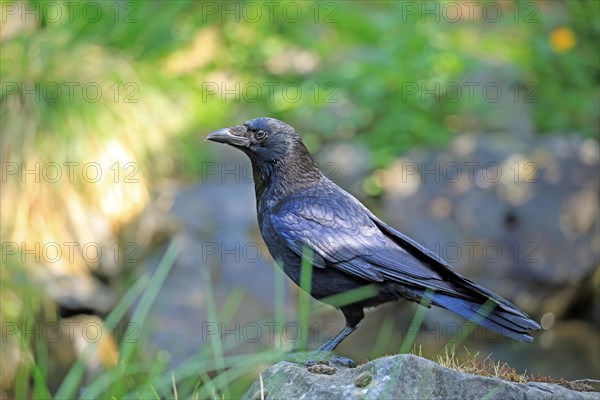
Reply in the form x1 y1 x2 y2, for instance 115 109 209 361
205 127 250 147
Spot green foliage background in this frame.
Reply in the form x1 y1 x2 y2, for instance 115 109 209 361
3 1 597 177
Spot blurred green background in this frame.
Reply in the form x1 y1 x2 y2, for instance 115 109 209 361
1 0 599 398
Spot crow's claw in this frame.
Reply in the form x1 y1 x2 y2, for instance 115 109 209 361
286 350 356 368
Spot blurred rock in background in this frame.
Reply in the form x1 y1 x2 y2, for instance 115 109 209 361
383 134 599 320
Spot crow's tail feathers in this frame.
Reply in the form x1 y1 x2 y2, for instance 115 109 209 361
431 293 541 342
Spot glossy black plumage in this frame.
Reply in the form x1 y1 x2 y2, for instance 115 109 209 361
206 117 540 353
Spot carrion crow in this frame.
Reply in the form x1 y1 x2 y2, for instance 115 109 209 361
206 117 540 366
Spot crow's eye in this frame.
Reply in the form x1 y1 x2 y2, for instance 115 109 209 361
255 130 267 140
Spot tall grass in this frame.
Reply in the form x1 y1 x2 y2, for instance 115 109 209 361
6 237 537 399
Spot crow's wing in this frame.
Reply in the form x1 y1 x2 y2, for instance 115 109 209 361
269 183 527 309
269 192 386 282
268 182 539 340
268 184 453 288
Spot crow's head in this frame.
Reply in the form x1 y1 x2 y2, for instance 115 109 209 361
206 117 305 162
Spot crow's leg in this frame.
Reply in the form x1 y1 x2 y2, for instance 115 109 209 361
288 306 364 368
316 326 356 352
317 306 364 352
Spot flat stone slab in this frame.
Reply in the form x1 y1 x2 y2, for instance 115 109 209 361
243 354 599 400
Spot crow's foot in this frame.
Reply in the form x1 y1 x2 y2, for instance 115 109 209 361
286 351 356 368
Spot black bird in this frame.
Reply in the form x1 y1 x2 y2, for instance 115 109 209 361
206 117 540 364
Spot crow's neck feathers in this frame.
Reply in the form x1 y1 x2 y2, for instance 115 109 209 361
250 141 322 209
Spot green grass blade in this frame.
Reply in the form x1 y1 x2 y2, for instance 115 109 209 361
200 265 229 399
399 289 434 354
297 246 314 350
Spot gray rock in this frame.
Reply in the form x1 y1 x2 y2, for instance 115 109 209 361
243 354 599 400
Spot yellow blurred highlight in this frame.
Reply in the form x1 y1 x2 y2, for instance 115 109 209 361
550 27 576 53
95 140 149 227
165 27 220 75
